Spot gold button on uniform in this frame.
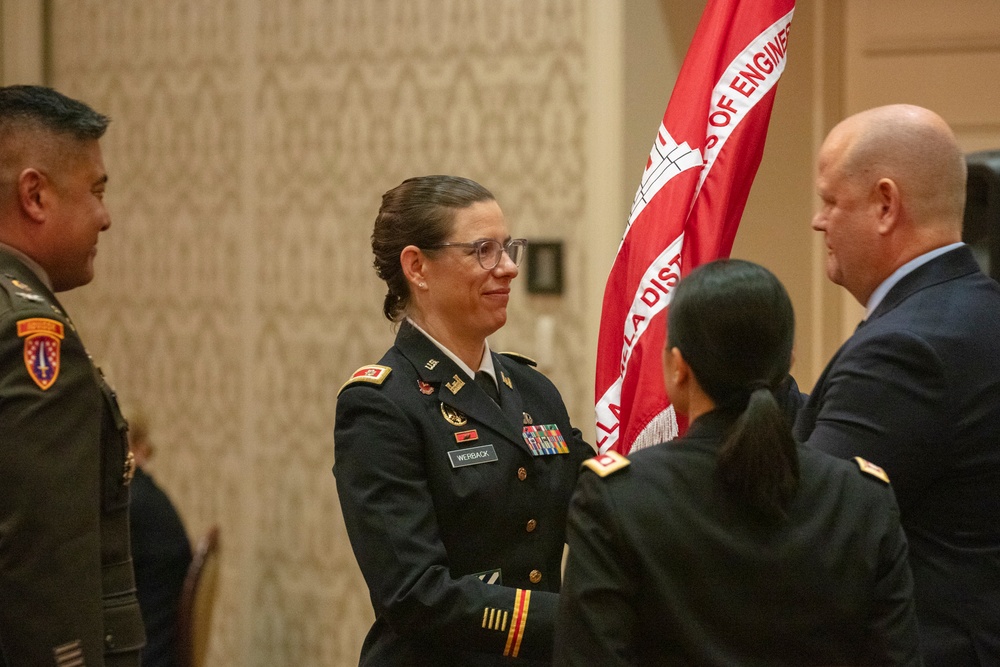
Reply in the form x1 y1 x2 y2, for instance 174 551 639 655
529 569 542 584
526 519 537 532
517 467 527 481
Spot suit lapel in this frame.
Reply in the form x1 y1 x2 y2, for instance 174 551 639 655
869 246 980 322
394 323 527 451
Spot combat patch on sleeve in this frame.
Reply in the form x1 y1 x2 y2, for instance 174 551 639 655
499 351 536 367
338 364 391 395
854 456 890 484
582 451 631 478
18 317 64 390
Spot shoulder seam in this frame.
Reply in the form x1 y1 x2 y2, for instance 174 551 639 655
499 351 536 367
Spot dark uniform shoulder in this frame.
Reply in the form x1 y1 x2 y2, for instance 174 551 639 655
338 364 392 396
853 456 890 485
0 273 52 318
499 351 537 367
581 451 631 478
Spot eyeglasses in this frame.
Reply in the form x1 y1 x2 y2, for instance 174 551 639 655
425 238 528 270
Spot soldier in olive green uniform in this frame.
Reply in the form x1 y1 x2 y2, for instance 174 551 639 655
0 86 144 666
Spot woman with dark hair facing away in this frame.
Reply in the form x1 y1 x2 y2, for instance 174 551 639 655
554 259 921 666
334 175 592 665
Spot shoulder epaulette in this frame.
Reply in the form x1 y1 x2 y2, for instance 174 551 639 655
500 351 536 367
853 456 890 484
582 451 630 478
338 364 392 396
0 273 51 314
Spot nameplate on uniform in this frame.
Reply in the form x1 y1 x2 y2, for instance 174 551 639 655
448 444 498 468
522 424 569 456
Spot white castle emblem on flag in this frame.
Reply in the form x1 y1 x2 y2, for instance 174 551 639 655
626 125 703 234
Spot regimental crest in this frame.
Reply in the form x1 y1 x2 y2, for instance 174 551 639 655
17 318 64 390
501 372 513 390
440 403 468 426
417 380 435 395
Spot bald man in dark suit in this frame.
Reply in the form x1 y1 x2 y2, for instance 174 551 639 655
796 104 1000 666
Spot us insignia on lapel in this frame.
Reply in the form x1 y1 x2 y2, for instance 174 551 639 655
17 318 64 390
425 359 439 370
501 372 512 389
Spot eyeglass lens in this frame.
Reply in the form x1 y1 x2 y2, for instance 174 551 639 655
478 240 525 269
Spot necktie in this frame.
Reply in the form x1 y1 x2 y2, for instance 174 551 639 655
475 371 500 405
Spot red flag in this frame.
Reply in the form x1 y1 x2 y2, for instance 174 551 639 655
595 0 795 455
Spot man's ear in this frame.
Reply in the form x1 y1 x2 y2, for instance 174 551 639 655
874 177 901 235
17 168 48 224
400 245 427 290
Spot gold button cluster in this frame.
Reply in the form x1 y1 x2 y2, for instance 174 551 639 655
529 569 542 584
517 467 527 481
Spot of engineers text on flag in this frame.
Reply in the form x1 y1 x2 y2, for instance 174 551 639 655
595 0 795 455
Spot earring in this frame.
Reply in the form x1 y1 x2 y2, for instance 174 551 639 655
419 282 427 289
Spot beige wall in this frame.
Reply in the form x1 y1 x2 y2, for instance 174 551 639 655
2 1 999 664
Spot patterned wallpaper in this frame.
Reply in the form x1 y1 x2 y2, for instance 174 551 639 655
49 1 591 664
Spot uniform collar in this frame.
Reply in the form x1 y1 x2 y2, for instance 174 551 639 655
0 242 54 292
395 321 527 449
405 316 497 386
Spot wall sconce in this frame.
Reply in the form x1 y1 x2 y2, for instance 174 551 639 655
526 240 564 295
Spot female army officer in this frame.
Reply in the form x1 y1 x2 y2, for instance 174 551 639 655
334 175 592 665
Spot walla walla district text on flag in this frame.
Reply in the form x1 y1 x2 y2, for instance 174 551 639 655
595 0 795 455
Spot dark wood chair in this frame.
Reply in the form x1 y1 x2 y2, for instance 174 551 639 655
176 525 221 667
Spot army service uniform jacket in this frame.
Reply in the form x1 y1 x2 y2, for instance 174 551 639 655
0 250 144 666
335 322 592 665
555 410 921 667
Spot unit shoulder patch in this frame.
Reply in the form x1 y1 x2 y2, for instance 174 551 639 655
582 451 631 478
500 351 536 367
17 317 65 390
338 364 392 395
854 456 890 484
